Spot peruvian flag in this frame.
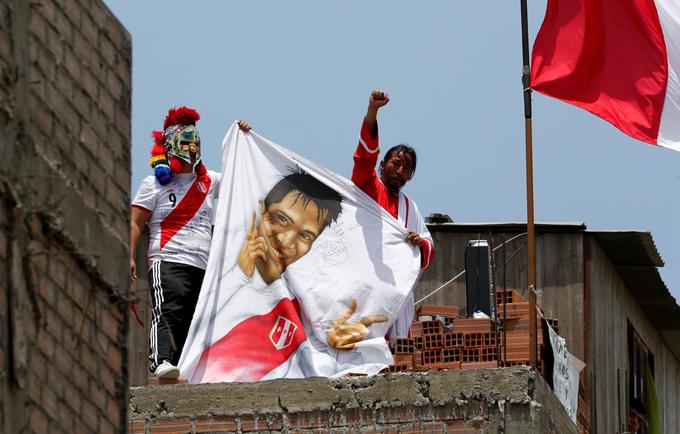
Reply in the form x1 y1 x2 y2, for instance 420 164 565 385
531 0 680 151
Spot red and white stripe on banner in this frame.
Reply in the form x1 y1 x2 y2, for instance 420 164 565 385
531 0 680 151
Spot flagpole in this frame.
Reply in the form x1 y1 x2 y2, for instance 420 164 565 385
520 0 538 367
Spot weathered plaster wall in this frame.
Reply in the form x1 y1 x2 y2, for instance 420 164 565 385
129 367 578 434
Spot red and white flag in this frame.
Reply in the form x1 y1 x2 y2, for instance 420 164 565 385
531 0 680 151
177 123 423 382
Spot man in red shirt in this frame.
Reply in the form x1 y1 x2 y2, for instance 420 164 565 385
352 90 435 340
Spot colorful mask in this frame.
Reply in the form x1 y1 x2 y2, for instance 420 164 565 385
163 124 201 169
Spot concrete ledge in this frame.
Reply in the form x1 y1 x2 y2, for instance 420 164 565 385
129 366 578 433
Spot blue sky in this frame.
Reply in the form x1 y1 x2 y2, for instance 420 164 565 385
104 1 680 301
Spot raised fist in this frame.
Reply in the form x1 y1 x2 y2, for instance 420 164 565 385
368 90 390 109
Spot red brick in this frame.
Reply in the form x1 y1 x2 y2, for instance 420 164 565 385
239 414 258 431
30 9 48 43
28 375 43 402
46 20 66 61
114 102 130 136
63 48 82 84
52 1 74 44
107 397 122 427
31 103 55 137
99 365 117 395
79 344 99 378
73 142 91 176
194 415 238 432
55 66 74 99
104 17 127 49
79 124 99 156
57 292 75 324
65 383 83 413
99 35 115 67
60 0 82 28
37 327 55 358
55 344 75 377
105 68 123 100
89 380 106 409
29 408 48 434
80 67 98 99
42 386 60 420
88 0 110 28
73 87 92 118
345 407 373 426
88 159 109 196
129 419 146 434
82 399 99 431
29 351 47 382
99 419 116 434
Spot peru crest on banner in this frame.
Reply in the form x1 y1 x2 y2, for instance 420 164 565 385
531 0 680 151
178 123 422 382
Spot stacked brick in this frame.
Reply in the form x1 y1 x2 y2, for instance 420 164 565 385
387 305 499 373
384 290 560 377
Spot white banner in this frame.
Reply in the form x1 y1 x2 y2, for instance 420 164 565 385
178 123 422 382
548 325 586 423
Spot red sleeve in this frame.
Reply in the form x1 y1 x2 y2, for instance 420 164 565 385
351 119 380 189
419 238 435 270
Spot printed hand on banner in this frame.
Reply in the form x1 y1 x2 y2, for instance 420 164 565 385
237 212 267 278
327 298 389 350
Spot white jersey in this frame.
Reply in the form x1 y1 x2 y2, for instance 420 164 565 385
132 170 220 270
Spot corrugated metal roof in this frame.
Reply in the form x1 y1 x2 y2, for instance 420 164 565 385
426 221 587 232
590 231 680 359
589 231 664 267
426 222 680 360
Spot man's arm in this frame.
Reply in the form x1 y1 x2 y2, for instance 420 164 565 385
130 206 151 282
352 91 390 189
405 201 435 270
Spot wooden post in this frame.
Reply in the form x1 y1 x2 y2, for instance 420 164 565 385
520 0 538 366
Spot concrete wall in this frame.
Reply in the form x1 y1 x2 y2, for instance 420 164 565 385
0 0 131 433
588 238 680 433
129 367 578 434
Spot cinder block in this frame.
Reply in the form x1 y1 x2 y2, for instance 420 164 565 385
421 320 444 335
442 347 462 363
444 332 464 348
422 349 442 365
462 347 481 363
394 338 415 354
423 333 444 349
463 332 484 348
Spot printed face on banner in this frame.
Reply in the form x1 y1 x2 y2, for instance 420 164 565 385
253 192 328 282
236 171 344 284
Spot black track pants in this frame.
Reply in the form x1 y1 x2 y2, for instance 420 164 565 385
147 261 204 371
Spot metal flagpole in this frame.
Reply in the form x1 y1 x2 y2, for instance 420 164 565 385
520 0 538 366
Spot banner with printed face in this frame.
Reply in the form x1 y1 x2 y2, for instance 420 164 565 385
178 122 422 382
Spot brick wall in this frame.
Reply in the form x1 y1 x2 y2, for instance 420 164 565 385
0 1 131 433
129 367 579 434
